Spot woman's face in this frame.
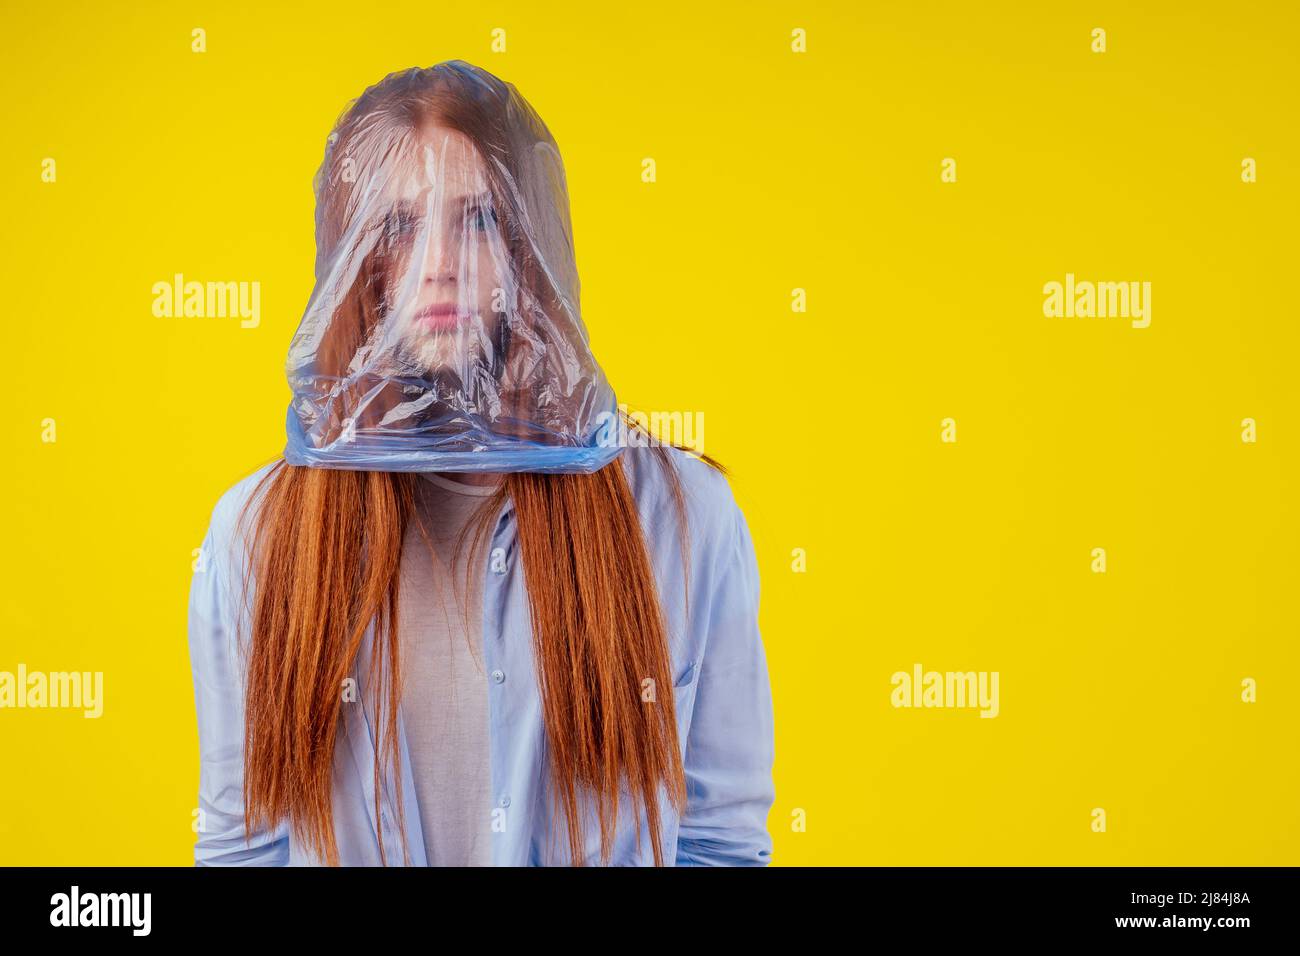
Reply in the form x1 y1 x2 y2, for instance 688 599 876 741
381 125 512 393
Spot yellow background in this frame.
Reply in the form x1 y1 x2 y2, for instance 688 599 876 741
1 1 1295 865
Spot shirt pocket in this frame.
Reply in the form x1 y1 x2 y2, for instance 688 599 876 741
669 653 703 742
672 656 700 688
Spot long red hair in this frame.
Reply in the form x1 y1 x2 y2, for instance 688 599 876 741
233 443 721 866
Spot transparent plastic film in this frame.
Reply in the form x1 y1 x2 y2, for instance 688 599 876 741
283 61 619 473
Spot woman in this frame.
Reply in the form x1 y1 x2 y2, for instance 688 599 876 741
187 60 774 866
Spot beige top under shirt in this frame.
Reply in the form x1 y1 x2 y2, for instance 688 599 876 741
397 471 503 866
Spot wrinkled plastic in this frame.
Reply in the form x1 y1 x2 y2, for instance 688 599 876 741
282 61 620 473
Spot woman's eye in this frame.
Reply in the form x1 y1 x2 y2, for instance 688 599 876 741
468 205 497 233
382 212 416 240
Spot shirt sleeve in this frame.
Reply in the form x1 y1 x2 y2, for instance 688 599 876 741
187 499 290 866
675 500 776 866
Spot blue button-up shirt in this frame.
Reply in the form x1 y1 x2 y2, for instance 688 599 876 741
187 445 775 865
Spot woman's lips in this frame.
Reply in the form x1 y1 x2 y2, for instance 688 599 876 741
414 303 471 331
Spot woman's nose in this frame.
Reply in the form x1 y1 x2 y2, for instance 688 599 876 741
422 230 460 284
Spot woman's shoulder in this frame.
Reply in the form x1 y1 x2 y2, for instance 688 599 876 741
618 444 746 558
201 458 285 573
211 458 282 523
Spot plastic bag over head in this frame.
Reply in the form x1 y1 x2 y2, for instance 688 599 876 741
282 60 620 473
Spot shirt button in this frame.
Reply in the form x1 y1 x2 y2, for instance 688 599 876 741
498 796 511 808
490 547 508 575
491 669 505 684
